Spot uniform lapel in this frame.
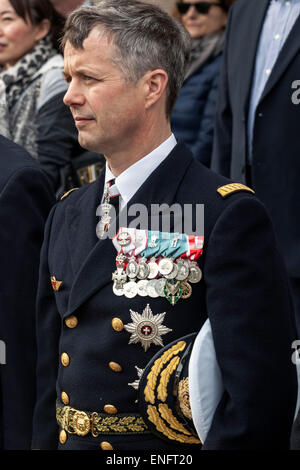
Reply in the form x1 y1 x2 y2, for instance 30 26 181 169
259 14 300 103
65 169 105 275
66 143 194 316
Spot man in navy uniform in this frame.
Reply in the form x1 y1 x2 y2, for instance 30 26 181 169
32 0 297 450
0 136 54 449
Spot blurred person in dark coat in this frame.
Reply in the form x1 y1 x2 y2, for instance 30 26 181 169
211 0 300 341
171 0 234 166
0 135 54 449
0 0 103 196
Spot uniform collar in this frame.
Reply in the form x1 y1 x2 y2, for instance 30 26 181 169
104 134 177 205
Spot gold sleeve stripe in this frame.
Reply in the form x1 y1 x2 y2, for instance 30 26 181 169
217 183 255 198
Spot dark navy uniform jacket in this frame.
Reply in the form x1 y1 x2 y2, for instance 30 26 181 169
0 136 54 449
32 143 297 450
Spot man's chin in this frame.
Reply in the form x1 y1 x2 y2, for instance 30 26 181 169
78 135 98 153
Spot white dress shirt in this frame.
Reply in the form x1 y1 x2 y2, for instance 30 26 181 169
103 134 177 210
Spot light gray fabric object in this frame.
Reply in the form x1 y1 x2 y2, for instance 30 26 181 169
189 318 300 444
294 348 300 420
0 80 10 141
188 319 223 444
37 55 66 111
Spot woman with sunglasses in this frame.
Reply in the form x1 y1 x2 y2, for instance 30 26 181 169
171 0 234 166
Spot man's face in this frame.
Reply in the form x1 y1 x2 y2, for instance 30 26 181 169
63 28 146 155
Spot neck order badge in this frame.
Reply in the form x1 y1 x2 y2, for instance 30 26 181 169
96 180 120 239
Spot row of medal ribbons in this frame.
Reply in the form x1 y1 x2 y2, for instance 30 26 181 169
113 228 204 259
112 228 204 305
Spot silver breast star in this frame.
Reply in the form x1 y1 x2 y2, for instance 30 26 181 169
124 304 172 352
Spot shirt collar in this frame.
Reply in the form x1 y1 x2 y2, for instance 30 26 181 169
104 133 177 204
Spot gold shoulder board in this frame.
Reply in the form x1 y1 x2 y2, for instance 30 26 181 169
217 183 255 198
60 188 79 201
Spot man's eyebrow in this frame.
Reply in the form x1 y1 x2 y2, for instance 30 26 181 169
63 68 99 78
77 67 100 76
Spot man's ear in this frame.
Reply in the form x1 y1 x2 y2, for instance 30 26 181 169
34 19 52 42
144 69 169 110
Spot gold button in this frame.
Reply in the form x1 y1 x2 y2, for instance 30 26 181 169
59 430 67 444
109 361 122 373
112 318 124 332
61 391 70 405
65 315 78 329
104 404 118 415
100 441 114 451
61 353 70 367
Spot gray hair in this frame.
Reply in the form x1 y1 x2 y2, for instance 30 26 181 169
62 0 191 118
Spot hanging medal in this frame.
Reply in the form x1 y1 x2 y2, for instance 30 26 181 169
126 256 139 279
157 232 187 305
147 257 159 279
112 253 127 296
96 181 119 239
175 259 189 281
140 231 161 293
137 257 150 280
164 280 183 306
186 235 203 283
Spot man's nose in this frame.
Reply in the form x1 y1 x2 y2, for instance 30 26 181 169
63 82 85 108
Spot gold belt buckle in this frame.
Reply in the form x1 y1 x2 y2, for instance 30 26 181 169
72 410 91 436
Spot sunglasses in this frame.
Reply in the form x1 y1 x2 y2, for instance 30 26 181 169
176 2 224 15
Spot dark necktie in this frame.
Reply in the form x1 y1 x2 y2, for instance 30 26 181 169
107 179 121 218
